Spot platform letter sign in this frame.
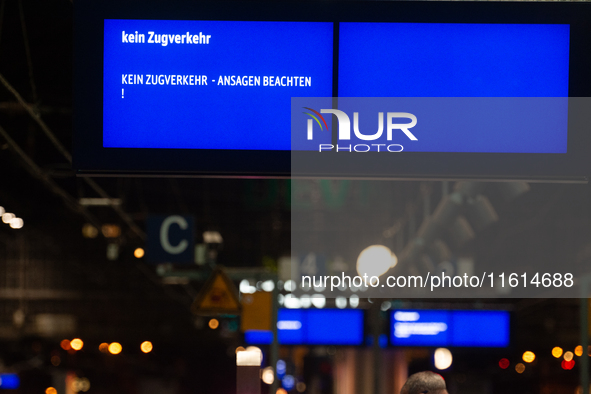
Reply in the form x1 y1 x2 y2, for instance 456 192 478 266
146 215 194 263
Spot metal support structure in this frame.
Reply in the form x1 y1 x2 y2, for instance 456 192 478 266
270 282 280 394
372 302 381 394
581 277 590 394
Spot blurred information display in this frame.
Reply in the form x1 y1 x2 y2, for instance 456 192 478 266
390 310 510 348
245 309 363 345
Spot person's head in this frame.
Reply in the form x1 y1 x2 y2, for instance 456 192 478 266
400 371 448 394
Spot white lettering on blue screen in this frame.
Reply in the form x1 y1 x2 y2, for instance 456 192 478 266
122 31 211 46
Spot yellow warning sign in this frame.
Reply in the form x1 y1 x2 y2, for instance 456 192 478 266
191 268 240 315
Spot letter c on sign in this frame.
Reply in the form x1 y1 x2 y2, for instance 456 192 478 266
160 215 189 254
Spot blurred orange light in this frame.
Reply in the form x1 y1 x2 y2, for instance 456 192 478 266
276 389 287 394
45 388 57 394
134 248 145 258
235 346 245 354
209 318 219 329
552 347 563 358
99 343 109 353
575 346 584 357
564 351 574 362
108 342 122 355
515 363 525 374
562 359 575 370
70 338 84 351
140 341 153 353
522 351 535 363
60 339 71 350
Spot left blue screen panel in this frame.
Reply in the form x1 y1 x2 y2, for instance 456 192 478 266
103 20 333 150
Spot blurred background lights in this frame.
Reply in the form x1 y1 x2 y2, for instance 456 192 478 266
276 360 286 377
70 338 83 351
434 348 453 370
499 358 510 369
140 341 153 353
81 223 98 238
101 224 121 238
356 245 397 278
235 346 245 354
261 280 275 292
515 363 525 373
108 342 122 355
522 351 535 363
45 388 57 394
98 343 109 353
71 377 90 393
284 280 296 292
311 294 326 309
296 382 306 392
552 347 563 358
0 206 4 215
239 279 256 294
575 345 583 357
208 318 219 329
245 346 263 363
9 218 23 229
349 295 360 308
282 375 295 391
562 359 575 370
564 351 574 362
276 389 287 394
335 297 347 309
134 248 145 258
261 367 274 385
60 339 71 351
2 212 14 223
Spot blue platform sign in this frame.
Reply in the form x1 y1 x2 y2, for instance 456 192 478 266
146 215 194 263
391 310 510 347
245 308 364 346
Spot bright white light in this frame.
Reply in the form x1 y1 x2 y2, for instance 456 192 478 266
284 294 301 309
356 245 397 278
262 367 275 385
349 295 360 308
381 301 391 311
203 231 223 244
237 347 262 366
284 280 296 292
277 320 302 330
2 213 14 223
239 279 256 294
335 297 347 309
278 294 285 306
313 284 325 292
0 207 4 215
261 280 275 292
394 311 420 322
299 295 311 308
434 348 453 370
311 294 326 309
394 322 448 338
9 218 23 229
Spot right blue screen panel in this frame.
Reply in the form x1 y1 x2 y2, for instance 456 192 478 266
391 310 510 347
338 23 570 97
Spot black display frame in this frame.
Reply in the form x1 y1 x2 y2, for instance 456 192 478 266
74 0 591 181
